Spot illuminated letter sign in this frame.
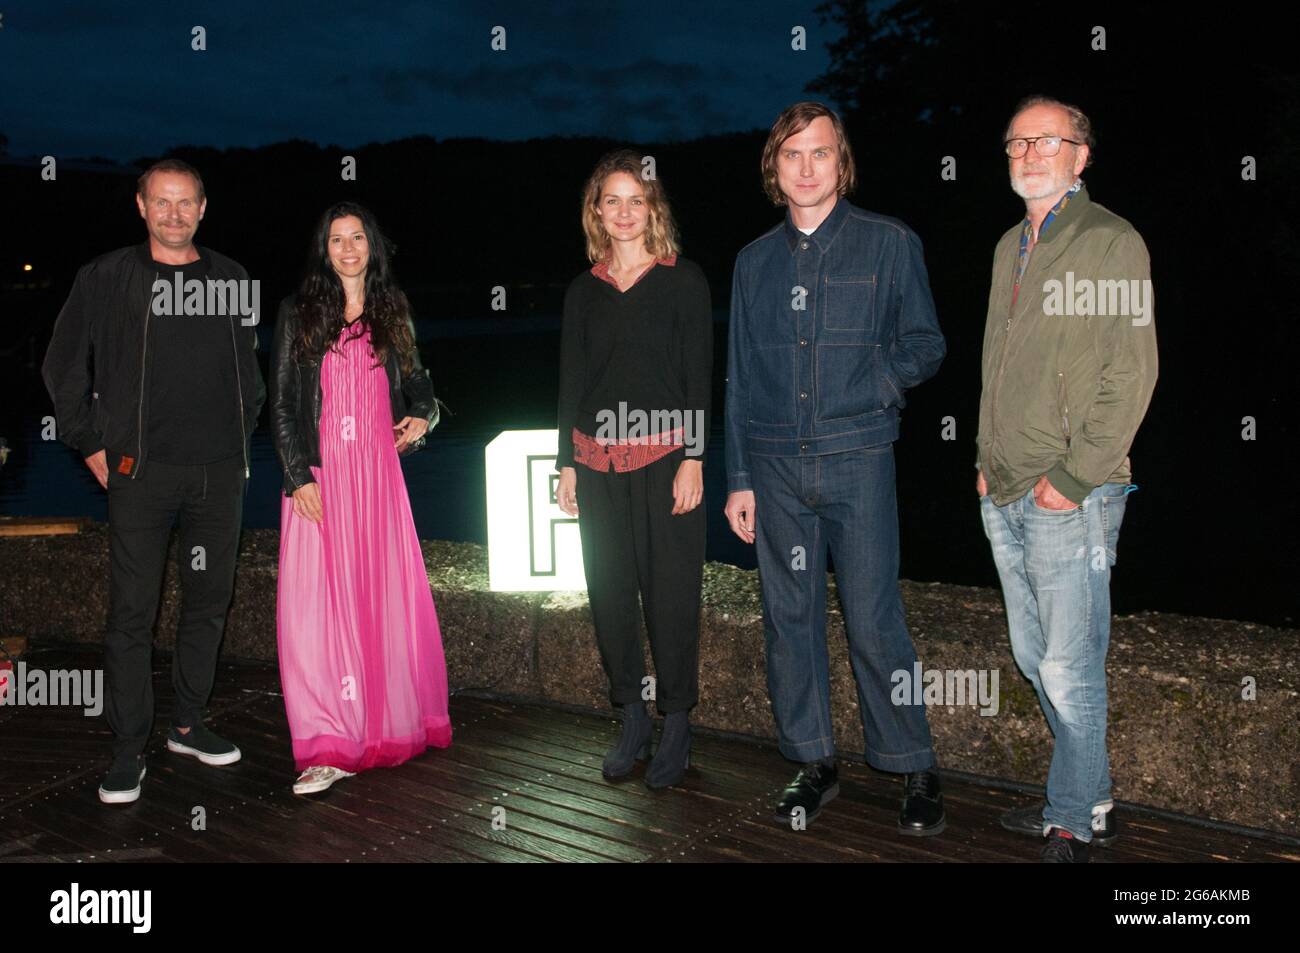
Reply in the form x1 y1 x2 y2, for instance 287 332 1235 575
485 430 587 591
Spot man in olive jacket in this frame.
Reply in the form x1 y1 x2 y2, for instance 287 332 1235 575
975 96 1157 862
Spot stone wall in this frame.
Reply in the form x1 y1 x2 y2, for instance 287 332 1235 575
1 523 1295 835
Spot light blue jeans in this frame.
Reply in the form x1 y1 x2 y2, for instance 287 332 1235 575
980 481 1133 841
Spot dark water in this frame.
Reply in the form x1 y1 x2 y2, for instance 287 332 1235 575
2 316 1296 629
0 417 756 570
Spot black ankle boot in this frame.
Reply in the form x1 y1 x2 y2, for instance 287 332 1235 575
602 702 652 779
645 710 692 789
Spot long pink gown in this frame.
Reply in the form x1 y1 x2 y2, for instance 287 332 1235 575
277 320 452 772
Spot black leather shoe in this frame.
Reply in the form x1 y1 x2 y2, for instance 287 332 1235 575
601 703 653 780
898 769 945 836
1040 826 1091 863
1000 801 1117 846
773 762 839 826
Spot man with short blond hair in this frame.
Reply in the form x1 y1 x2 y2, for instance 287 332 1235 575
43 159 264 804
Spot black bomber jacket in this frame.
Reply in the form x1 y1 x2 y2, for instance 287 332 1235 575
41 243 265 480
271 295 440 497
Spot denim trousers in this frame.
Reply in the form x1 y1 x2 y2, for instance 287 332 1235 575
751 444 937 772
980 481 1132 841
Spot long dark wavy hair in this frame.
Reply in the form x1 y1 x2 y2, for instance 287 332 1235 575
292 201 416 375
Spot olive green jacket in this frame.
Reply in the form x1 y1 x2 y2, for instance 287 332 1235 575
976 184 1158 506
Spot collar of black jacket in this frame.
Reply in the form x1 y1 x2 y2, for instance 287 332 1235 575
783 195 852 254
134 240 212 270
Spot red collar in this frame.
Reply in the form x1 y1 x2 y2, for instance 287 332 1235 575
591 253 677 290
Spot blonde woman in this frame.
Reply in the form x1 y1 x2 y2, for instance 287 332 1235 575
555 150 713 788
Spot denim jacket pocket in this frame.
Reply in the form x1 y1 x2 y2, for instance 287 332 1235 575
822 274 876 331
875 348 905 411
815 343 876 421
749 345 798 425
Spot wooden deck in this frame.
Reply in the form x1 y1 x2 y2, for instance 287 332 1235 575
2 646 1296 864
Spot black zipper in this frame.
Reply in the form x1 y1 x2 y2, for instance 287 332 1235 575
228 314 250 479
133 270 158 478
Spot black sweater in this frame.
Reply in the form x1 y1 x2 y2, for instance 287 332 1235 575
556 257 713 470
146 254 244 464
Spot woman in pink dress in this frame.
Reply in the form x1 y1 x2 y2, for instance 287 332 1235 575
271 202 452 794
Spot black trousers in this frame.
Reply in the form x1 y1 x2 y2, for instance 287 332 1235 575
103 452 245 762
574 452 705 714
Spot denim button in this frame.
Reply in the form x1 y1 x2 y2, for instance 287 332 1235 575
800 392 807 399
800 241 809 250
800 443 808 451
800 339 807 346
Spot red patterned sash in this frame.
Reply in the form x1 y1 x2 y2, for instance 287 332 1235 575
571 426 686 472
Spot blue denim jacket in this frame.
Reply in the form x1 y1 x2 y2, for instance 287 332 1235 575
724 198 946 493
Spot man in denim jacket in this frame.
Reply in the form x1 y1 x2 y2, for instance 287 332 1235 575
724 102 946 833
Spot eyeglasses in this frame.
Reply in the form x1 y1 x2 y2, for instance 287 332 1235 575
1004 135 1084 159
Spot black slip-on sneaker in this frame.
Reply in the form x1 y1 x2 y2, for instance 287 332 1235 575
99 756 146 805
166 724 241 766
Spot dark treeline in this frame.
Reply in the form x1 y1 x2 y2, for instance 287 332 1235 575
2 2 1296 624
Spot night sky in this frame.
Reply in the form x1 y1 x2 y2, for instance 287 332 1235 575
1 0 836 160
4 3 1297 627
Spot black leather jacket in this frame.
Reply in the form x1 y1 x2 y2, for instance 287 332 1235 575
271 295 439 497
42 243 264 480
